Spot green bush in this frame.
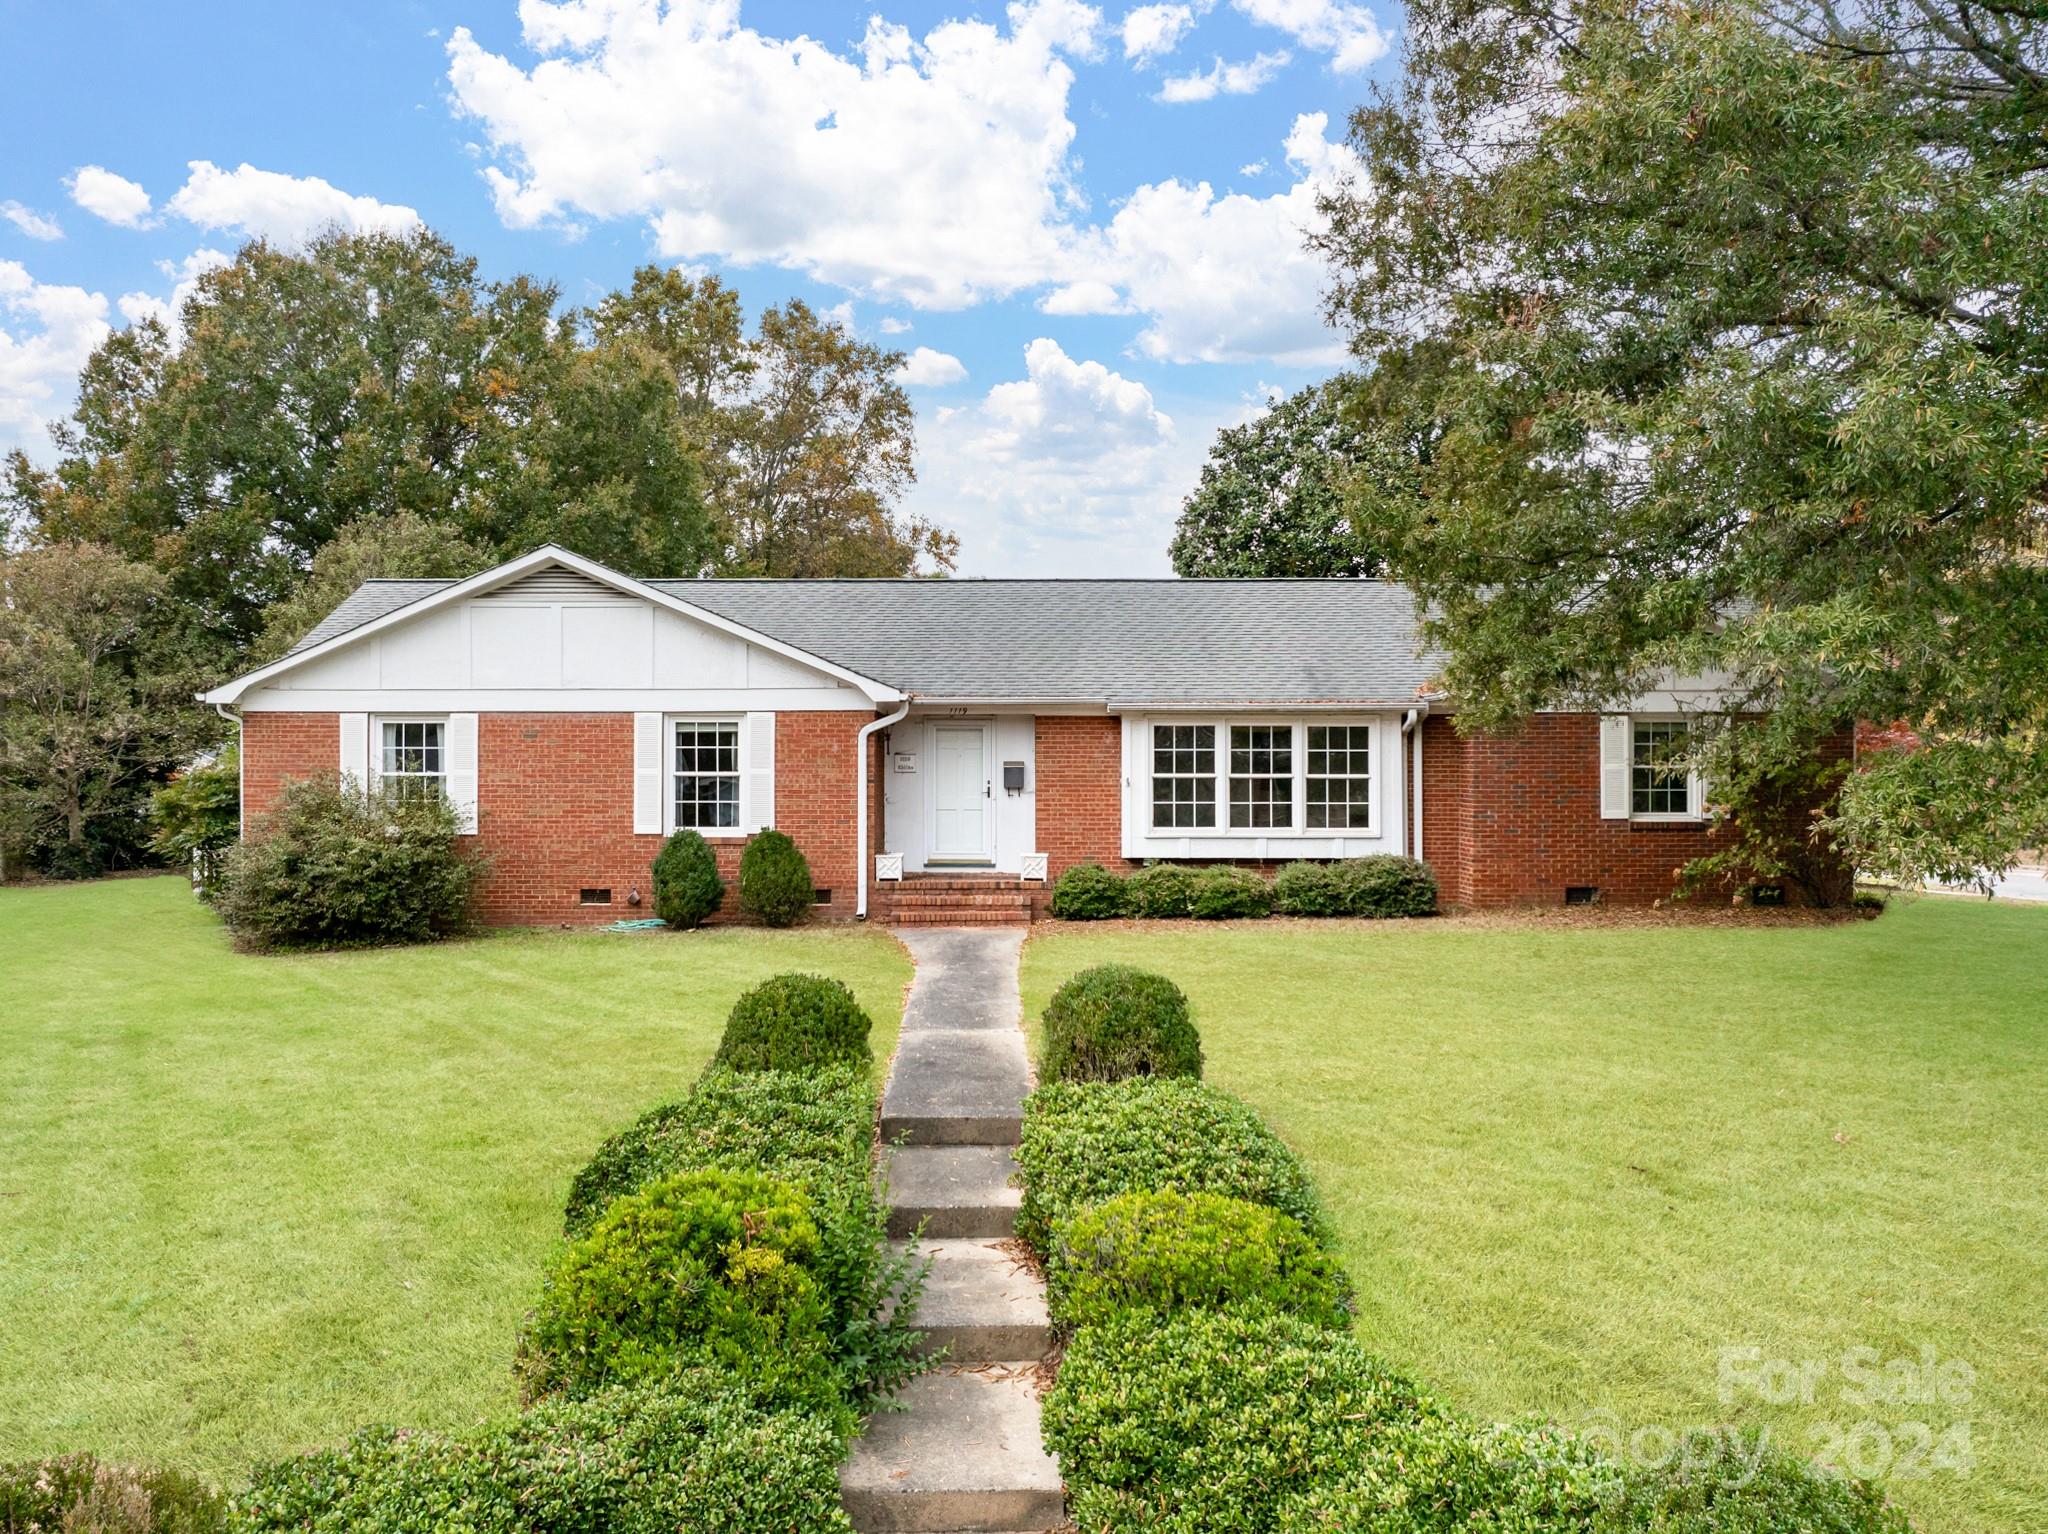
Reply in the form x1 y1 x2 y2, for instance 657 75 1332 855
516 1170 839 1410
149 748 241 902
215 774 479 950
1015 1079 1326 1251
1331 854 1438 917
0 1454 225 1533
1038 965 1202 1085
652 829 724 929
1595 1433 1912 1534
1189 865 1274 919
233 1374 854 1534
1124 863 1200 917
1273 861 1346 916
710 973 873 1074
1051 1190 1351 1331
738 829 814 926
1049 863 1128 919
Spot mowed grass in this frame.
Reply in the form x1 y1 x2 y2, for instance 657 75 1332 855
0 875 911 1483
1021 898 2048 1534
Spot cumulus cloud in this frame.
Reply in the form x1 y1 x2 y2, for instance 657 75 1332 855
894 346 968 387
877 315 912 334
115 248 234 338
0 261 112 455
1232 0 1387 70
1120 2 1200 59
447 0 1101 310
1156 49 1288 101
65 165 154 229
164 161 422 245
1 202 63 241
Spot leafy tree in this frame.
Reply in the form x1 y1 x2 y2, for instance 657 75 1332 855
149 745 241 898
1318 0 2048 890
1169 376 1402 577
0 541 211 877
251 511 494 664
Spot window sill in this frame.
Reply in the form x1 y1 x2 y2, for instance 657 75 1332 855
1628 814 1706 827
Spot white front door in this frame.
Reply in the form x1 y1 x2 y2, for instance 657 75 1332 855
930 723 991 862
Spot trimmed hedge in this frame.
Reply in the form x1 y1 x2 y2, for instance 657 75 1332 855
1038 965 1202 1085
1596 1435 1912 1533
1190 865 1273 919
1273 856 1439 917
1051 1190 1352 1331
710 973 873 1074
1124 863 1200 918
738 830 814 927
653 829 725 929
234 1375 854 1534
1048 863 1128 920
0 1454 225 1533
1272 860 1347 916
1015 1079 1326 1251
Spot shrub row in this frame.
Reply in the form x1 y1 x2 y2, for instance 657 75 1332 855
1050 854 1437 921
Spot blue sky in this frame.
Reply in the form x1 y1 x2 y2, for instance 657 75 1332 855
0 0 1398 575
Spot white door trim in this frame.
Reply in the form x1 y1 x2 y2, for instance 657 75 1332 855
926 719 994 864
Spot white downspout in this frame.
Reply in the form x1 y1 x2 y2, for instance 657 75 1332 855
213 702 245 837
1402 708 1424 861
856 700 911 920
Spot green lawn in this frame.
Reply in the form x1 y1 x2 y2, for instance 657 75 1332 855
0 875 911 1483
1021 900 2048 1534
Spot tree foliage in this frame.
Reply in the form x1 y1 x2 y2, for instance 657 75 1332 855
250 510 495 664
1318 0 2048 887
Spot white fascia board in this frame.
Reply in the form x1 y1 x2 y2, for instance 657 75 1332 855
1108 698 1431 713
238 687 877 713
200 544 905 707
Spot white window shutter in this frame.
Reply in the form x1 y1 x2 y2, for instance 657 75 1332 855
633 712 665 835
746 711 777 831
339 713 369 789
1598 715 1631 820
446 713 479 830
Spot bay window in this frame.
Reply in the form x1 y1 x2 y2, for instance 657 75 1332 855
1146 718 1377 837
1151 723 1216 829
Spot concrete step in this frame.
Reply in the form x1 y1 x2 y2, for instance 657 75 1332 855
840 1366 1064 1533
897 1240 1049 1362
883 1145 1021 1238
880 1028 1031 1146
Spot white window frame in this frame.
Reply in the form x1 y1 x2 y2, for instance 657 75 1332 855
1150 722 1220 831
1141 716 1380 840
1628 715 1703 822
1303 721 1375 832
667 715 746 837
373 716 448 800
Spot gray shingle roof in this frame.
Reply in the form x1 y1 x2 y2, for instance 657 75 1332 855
282 575 1441 705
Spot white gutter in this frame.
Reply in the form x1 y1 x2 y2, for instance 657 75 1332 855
1401 708 1424 861
855 700 911 920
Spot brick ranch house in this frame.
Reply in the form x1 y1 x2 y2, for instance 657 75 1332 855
203 544 1768 926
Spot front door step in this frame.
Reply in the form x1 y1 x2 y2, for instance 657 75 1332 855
895 1240 1049 1362
883 1146 1021 1238
840 1367 1065 1533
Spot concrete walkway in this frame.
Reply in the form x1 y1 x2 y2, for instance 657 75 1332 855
841 928 1063 1534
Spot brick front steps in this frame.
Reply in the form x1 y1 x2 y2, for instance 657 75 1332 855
875 875 1043 927
841 928 1063 1534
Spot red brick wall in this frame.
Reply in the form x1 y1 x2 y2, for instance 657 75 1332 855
1034 716 1133 878
240 712 339 825
1420 716 1473 903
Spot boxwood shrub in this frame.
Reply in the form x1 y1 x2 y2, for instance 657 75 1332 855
1015 1079 1326 1251
0 1454 225 1533
516 1170 839 1411
1272 861 1346 916
653 828 725 929
1124 863 1201 917
710 973 872 1074
1048 862 1128 920
737 829 814 926
1334 854 1439 917
234 1374 854 1534
1189 865 1273 919
1597 1433 1912 1534
1051 1190 1351 1331
1037 965 1202 1085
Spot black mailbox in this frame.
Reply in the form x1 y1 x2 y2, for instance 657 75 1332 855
1003 760 1027 794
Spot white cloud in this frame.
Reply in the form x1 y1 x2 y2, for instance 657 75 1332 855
1038 278 1129 315
825 298 858 332
1232 0 1387 71
1238 159 1267 177
1120 2 1200 60
894 346 968 387
1156 49 1288 101
1 202 63 241
164 161 422 246
0 261 112 456
447 0 1101 310
65 165 154 229
877 315 911 334
115 247 233 338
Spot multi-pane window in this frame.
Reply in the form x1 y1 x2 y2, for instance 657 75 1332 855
1228 725 1293 829
674 720 741 830
1151 724 1216 829
1305 725 1371 829
379 720 444 800
1631 720 1694 816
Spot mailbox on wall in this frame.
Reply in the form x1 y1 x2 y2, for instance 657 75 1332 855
1003 760 1027 795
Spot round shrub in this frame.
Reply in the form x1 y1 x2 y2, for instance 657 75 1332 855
738 829 815 926
1124 863 1200 917
712 973 873 1074
1038 964 1201 1085
216 773 479 950
1331 854 1438 917
1272 861 1345 916
1189 865 1273 919
1052 1190 1352 1331
1049 863 1128 920
517 1170 838 1408
652 828 724 929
